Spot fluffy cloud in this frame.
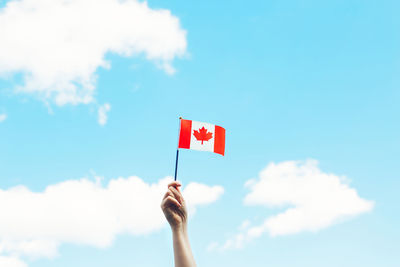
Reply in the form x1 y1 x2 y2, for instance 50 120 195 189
0 0 187 106
98 103 111 126
184 182 224 213
0 114 7 122
0 176 223 265
0 256 27 267
217 160 374 250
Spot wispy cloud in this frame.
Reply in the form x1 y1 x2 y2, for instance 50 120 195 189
98 103 111 126
0 0 187 106
0 176 223 265
0 113 6 122
212 160 374 250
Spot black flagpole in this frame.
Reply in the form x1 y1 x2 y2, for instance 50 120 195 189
174 117 182 181
174 149 179 181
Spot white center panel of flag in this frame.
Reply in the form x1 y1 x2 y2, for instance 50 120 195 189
189 121 215 152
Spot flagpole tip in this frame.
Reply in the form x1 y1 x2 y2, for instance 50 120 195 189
179 117 182 120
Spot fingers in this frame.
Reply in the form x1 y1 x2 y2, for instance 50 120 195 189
167 181 183 196
162 189 174 200
161 187 181 206
169 186 184 205
161 181 184 208
162 195 182 208
168 181 181 189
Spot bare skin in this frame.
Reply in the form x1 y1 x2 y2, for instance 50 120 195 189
161 181 197 267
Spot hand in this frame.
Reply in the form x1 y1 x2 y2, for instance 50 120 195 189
161 181 188 230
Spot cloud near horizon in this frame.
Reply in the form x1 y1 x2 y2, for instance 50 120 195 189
0 0 187 106
215 160 374 250
0 176 223 266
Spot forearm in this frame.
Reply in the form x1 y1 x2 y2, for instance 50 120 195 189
172 225 196 267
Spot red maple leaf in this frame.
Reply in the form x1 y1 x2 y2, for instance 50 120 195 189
193 127 213 145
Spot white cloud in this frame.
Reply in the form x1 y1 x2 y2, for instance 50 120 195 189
183 182 224 214
0 0 187 106
215 160 374 250
98 103 111 126
0 176 223 265
0 114 7 122
0 256 27 267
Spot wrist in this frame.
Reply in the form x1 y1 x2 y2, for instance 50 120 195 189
171 222 188 234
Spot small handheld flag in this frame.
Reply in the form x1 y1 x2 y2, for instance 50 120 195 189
174 118 225 181
178 119 225 156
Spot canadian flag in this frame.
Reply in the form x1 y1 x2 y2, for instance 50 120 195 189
178 119 225 156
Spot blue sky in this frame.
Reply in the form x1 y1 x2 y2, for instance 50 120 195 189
0 0 399 266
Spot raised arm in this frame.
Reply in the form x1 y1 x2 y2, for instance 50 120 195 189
161 181 197 267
